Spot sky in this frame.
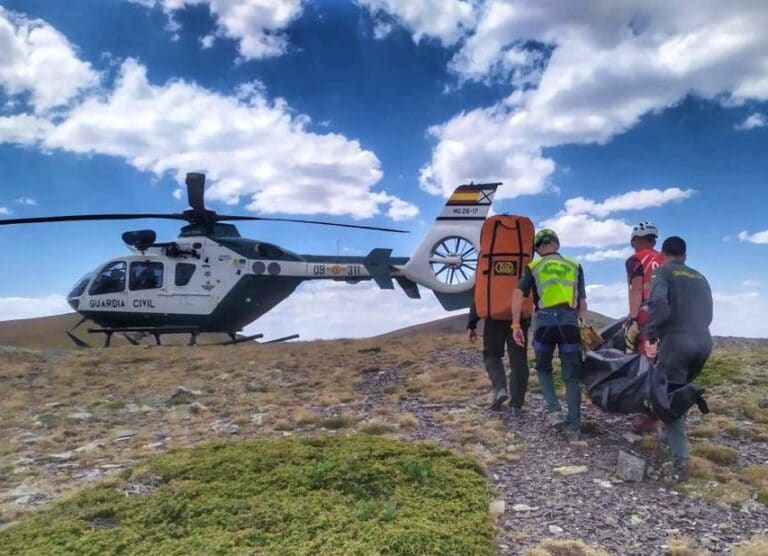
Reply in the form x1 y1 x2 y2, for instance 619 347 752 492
1 0 767 339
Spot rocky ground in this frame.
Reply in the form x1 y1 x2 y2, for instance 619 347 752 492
1 337 766 554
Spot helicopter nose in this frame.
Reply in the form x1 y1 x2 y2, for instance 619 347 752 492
68 296 80 311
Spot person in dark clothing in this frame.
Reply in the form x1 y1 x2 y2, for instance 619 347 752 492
646 236 713 482
512 229 588 441
467 301 530 415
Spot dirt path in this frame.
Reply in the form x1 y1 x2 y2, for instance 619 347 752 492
359 347 768 555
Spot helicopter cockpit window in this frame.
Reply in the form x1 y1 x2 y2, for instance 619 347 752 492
89 261 127 295
68 272 93 298
129 261 164 291
256 243 284 259
175 263 196 286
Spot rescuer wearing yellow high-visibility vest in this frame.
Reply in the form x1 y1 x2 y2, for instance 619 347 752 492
511 228 588 441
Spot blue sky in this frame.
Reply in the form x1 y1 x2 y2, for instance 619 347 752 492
1 0 767 338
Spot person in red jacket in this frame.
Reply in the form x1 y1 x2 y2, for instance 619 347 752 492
624 220 663 433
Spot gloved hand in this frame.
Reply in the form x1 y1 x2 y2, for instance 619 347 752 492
624 319 640 352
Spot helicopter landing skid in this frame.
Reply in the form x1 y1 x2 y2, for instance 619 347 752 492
66 327 298 348
86 326 203 347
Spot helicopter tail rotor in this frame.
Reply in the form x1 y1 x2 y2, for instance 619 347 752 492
401 182 501 309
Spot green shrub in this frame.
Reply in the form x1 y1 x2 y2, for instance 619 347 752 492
0 436 494 555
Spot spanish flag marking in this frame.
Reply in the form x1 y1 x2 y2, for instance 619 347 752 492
447 190 480 205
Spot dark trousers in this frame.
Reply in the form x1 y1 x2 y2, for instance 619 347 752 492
483 318 530 408
657 330 713 462
533 309 583 429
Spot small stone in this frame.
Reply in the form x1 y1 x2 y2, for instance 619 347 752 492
628 514 644 527
605 516 618 527
553 465 588 476
114 429 138 439
67 411 93 422
13 457 34 466
512 504 537 512
142 441 165 449
701 538 715 550
548 525 564 535
189 402 208 415
49 450 76 462
165 386 201 406
615 450 646 482
623 432 643 444
593 479 613 489
489 500 505 517
251 413 264 425
75 440 105 453
209 419 239 434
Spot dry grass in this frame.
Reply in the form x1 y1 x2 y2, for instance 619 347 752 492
733 536 768 556
667 536 709 556
525 538 610 556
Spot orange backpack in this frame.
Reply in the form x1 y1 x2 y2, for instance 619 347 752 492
474 215 535 321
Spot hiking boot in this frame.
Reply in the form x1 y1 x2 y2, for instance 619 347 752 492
671 460 690 483
548 411 566 429
631 414 658 434
508 406 523 418
489 388 509 412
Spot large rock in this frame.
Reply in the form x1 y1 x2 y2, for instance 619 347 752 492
615 450 646 482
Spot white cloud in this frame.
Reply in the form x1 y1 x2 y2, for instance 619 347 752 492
0 206 10 215
0 7 98 113
31 59 409 220
358 0 476 46
540 187 694 248
563 188 694 218
200 33 215 49
742 279 761 288
245 280 457 340
738 230 768 244
135 0 304 59
541 212 632 248
735 112 766 130
0 113 53 145
421 0 768 198
584 283 627 320
583 247 633 262
586 283 768 338
15 197 37 206
712 290 768 337
386 197 419 221
0 295 71 321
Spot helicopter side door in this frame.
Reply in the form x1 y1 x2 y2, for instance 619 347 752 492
163 260 214 315
125 259 167 315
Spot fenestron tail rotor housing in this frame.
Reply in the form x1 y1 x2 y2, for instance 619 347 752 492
429 236 477 286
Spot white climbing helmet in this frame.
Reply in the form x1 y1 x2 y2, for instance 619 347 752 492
631 220 659 240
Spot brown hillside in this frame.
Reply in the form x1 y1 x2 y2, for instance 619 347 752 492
381 310 615 339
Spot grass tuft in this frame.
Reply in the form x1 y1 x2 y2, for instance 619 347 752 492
691 442 739 466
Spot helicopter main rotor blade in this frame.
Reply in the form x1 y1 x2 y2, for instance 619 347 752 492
0 214 189 226
185 172 206 213
216 215 409 233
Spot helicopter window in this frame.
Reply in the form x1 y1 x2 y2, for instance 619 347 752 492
175 263 196 286
68 272 93 298
89 261 127 295
129 261 164 291
257 243 284 259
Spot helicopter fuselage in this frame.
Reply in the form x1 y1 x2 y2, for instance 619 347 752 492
68 229 409 334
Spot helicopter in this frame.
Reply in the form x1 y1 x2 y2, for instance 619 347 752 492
0 173 499 346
